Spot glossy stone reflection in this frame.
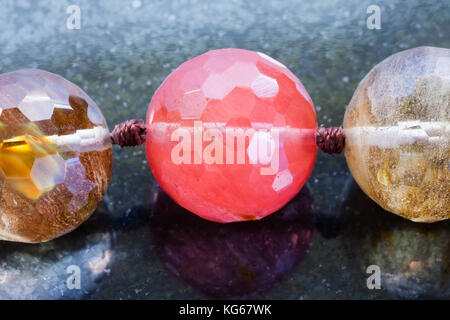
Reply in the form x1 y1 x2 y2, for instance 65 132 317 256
344 47 450 222
341 178 450 298
150 187 314 298
0 69 112 243
146 49 317 223
0 203 113 299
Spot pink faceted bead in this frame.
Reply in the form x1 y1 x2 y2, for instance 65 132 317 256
146 49 317 222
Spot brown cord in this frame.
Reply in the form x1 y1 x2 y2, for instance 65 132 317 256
111 120 346 154
111 119 147 147
316 126 345 154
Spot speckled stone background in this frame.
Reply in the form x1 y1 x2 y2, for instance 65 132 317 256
0 0 448 299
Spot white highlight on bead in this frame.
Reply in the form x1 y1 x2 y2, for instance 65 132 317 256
30 154 66 190
272 169 293 192
48 126 111 152
257 52 287 68
18 92 54 121
296 82 312 103
345 121 449 148
201 73 235 99
247 130 276 165
251 75 279 98
435 57 450 80
53 103 73 110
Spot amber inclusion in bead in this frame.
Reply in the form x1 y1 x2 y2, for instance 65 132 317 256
0 69 112 242
344 47 449 222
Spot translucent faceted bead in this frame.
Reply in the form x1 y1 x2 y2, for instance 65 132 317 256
344 47 450 222
0 69 112 242
146 49 317 222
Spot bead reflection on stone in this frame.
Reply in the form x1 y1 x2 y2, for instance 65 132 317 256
344 47 450 222
341 178 450 298
150 187 314 298
0 202 113 299
0 69 112 243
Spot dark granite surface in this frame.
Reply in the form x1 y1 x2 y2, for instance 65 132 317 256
0 0 448 299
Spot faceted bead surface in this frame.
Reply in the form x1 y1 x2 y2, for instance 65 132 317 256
146 49 317 222
0 69 112 242
344 47 450 222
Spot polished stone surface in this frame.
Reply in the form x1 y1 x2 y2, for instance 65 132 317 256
150 186 314 298
0 0 448 299
146 48 316 222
